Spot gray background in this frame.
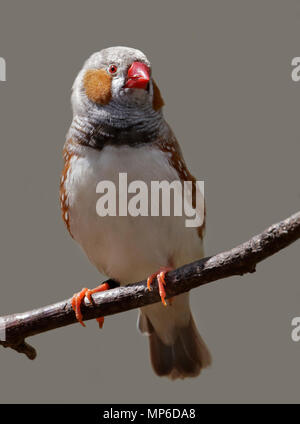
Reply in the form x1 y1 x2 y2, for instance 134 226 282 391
0 0 299 404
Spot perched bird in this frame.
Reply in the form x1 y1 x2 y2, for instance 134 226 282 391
60 46 211 379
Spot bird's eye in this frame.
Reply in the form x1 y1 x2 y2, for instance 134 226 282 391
108 64 118 74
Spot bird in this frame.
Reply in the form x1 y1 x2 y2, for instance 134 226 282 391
60 46 211 379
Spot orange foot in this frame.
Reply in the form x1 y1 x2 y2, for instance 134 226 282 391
71 279 119 328
147 267 173 306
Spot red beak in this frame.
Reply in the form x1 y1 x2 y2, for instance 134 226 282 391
125 62 150 90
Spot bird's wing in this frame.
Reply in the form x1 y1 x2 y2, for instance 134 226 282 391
154 126 205 239
60 138 79 238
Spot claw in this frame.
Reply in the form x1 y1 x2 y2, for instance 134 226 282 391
96 317 105 329
71 288 88 327
71 282 110 327
157 271 167 306
147 267 173 306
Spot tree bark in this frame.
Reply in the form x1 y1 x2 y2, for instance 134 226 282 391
0 211 299 360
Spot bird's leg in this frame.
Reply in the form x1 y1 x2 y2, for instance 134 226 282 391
147 267 173 306
71 279 119 328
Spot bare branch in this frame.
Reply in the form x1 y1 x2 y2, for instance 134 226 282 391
1 211 299 359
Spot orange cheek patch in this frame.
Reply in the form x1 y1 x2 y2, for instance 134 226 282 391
152 79 164 111
83 69 112 105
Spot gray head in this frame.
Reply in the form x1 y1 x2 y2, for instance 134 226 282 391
71 46 164 128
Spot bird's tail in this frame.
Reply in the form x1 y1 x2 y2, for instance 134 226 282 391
138 308 211 379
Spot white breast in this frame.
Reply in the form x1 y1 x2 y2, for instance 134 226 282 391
65 144 203 284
